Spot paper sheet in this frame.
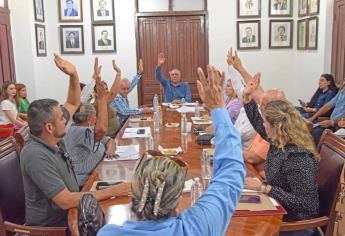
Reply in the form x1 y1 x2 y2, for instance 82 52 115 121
122 127 151 139
104 145 140 161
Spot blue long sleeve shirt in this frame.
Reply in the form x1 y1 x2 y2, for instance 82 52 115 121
112 74 144 124
98 108 246 236
155 66 192 103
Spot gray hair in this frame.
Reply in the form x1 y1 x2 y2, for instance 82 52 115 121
72 102 95 124
28 99 59 136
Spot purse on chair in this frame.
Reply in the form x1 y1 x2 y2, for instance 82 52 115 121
78 193 105 236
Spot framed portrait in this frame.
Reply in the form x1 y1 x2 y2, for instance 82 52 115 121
35 23 46 57
58 0 83 22
92 23 116 53
90 0 115 23
237 20 261 50
237 0 261 18
298 0 307 17
269 0 293 17
297 19 307 50
269 20 293 49
60 25 84 54
308 0 319 16
34 0 45 22
307 17 318 49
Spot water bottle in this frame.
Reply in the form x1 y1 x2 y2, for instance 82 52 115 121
153 111 160 133
191 177 203 206
181 133 188 152
157 106 163 125
181 113 187 135
153 94 159 112
181 98 186 106
145 135 154 151
195 101 200 118
201 149 212 180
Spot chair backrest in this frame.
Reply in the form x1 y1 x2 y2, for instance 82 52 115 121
317 129 345 233
14 125 30 155
0 137 25 227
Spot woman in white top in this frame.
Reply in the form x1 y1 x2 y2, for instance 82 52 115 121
0 81 27 126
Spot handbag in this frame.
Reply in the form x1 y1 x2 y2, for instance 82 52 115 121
78 193 105 236
334 166 345 236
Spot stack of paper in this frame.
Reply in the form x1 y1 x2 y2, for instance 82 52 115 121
122 127 151 139
104 145 140 161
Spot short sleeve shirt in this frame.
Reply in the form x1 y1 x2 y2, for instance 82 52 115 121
0 100 18 124
20 134 79 226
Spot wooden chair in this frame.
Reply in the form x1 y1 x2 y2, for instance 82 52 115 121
14 125 30 155
0 136 66 236
280 129 345 235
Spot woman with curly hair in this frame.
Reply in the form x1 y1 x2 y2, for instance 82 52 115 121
243 75 319 236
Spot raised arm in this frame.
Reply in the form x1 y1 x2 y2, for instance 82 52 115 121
93 58 108 141
54 53 81 117
155 53 168 86
180 65 245 236
129 58 144 92
106 60 121 104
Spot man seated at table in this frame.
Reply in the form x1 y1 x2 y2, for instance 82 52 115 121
20 55 129 228
98 65 246 236
112 59 152 124
155 53 192 104
308 80 345 145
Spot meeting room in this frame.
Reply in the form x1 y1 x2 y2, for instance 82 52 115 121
0 0 345 235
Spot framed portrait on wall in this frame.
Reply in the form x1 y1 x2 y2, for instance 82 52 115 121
92 23 116 53
269 0 293 17
35 23 46 57
60 25 84 54
269 20 293 49
34 0 45 22
308 0 319 16
307 17 318 49
90 0 115 23
298 0 307 17
237 20 261 50
237 0 261 18
58 0 83 22
297 19 307 50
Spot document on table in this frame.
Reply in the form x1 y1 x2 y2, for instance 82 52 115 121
122 127 151 139
104 145 140 161
176 106 195 113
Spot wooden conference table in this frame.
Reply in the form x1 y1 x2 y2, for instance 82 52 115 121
68 107 283 236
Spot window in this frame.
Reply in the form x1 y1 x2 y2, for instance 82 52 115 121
172 0 204 11
137 0 206 12
138 0 169 12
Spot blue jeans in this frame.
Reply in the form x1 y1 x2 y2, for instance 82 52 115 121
279 229 315 236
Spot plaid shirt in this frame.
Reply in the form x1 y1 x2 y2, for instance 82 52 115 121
112 74 144 124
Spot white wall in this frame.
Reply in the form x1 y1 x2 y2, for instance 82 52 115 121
9 0 333 106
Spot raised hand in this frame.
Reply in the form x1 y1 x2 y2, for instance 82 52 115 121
94 58 107 99
54 53 77 76
112 60 121 73
243 72 261 97
138 59 144 75
92 57 102 81
226 48 242 70
196 65 225 110
157 53 166 65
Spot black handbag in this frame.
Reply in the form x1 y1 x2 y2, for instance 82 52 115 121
78 193 105 236
196 134 214 145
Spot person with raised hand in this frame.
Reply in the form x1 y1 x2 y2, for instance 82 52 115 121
112 59 152 124
155 53 192 104
98 65 245 236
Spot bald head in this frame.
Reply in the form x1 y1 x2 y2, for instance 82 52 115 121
261 89 286 108
119 78 130 97
169 69 182 85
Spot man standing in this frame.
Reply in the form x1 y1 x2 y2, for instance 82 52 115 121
97 0 110 16
155 53 192 103
98 30 111 46
64 0 78 16
20 55 129 227
66 32 79 48
112 59 152 124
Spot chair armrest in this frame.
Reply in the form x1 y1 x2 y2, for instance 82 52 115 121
280 216 329 232
4 221 67 236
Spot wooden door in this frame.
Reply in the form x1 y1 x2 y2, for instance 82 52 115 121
331 0 345 86
136 15 208 105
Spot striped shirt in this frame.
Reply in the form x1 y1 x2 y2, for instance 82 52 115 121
112 74 144 124
63 125 110 186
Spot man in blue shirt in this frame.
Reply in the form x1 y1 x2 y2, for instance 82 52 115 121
112 59 152 124
98 65 245 236
155 53 192 103
309 80 345 144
